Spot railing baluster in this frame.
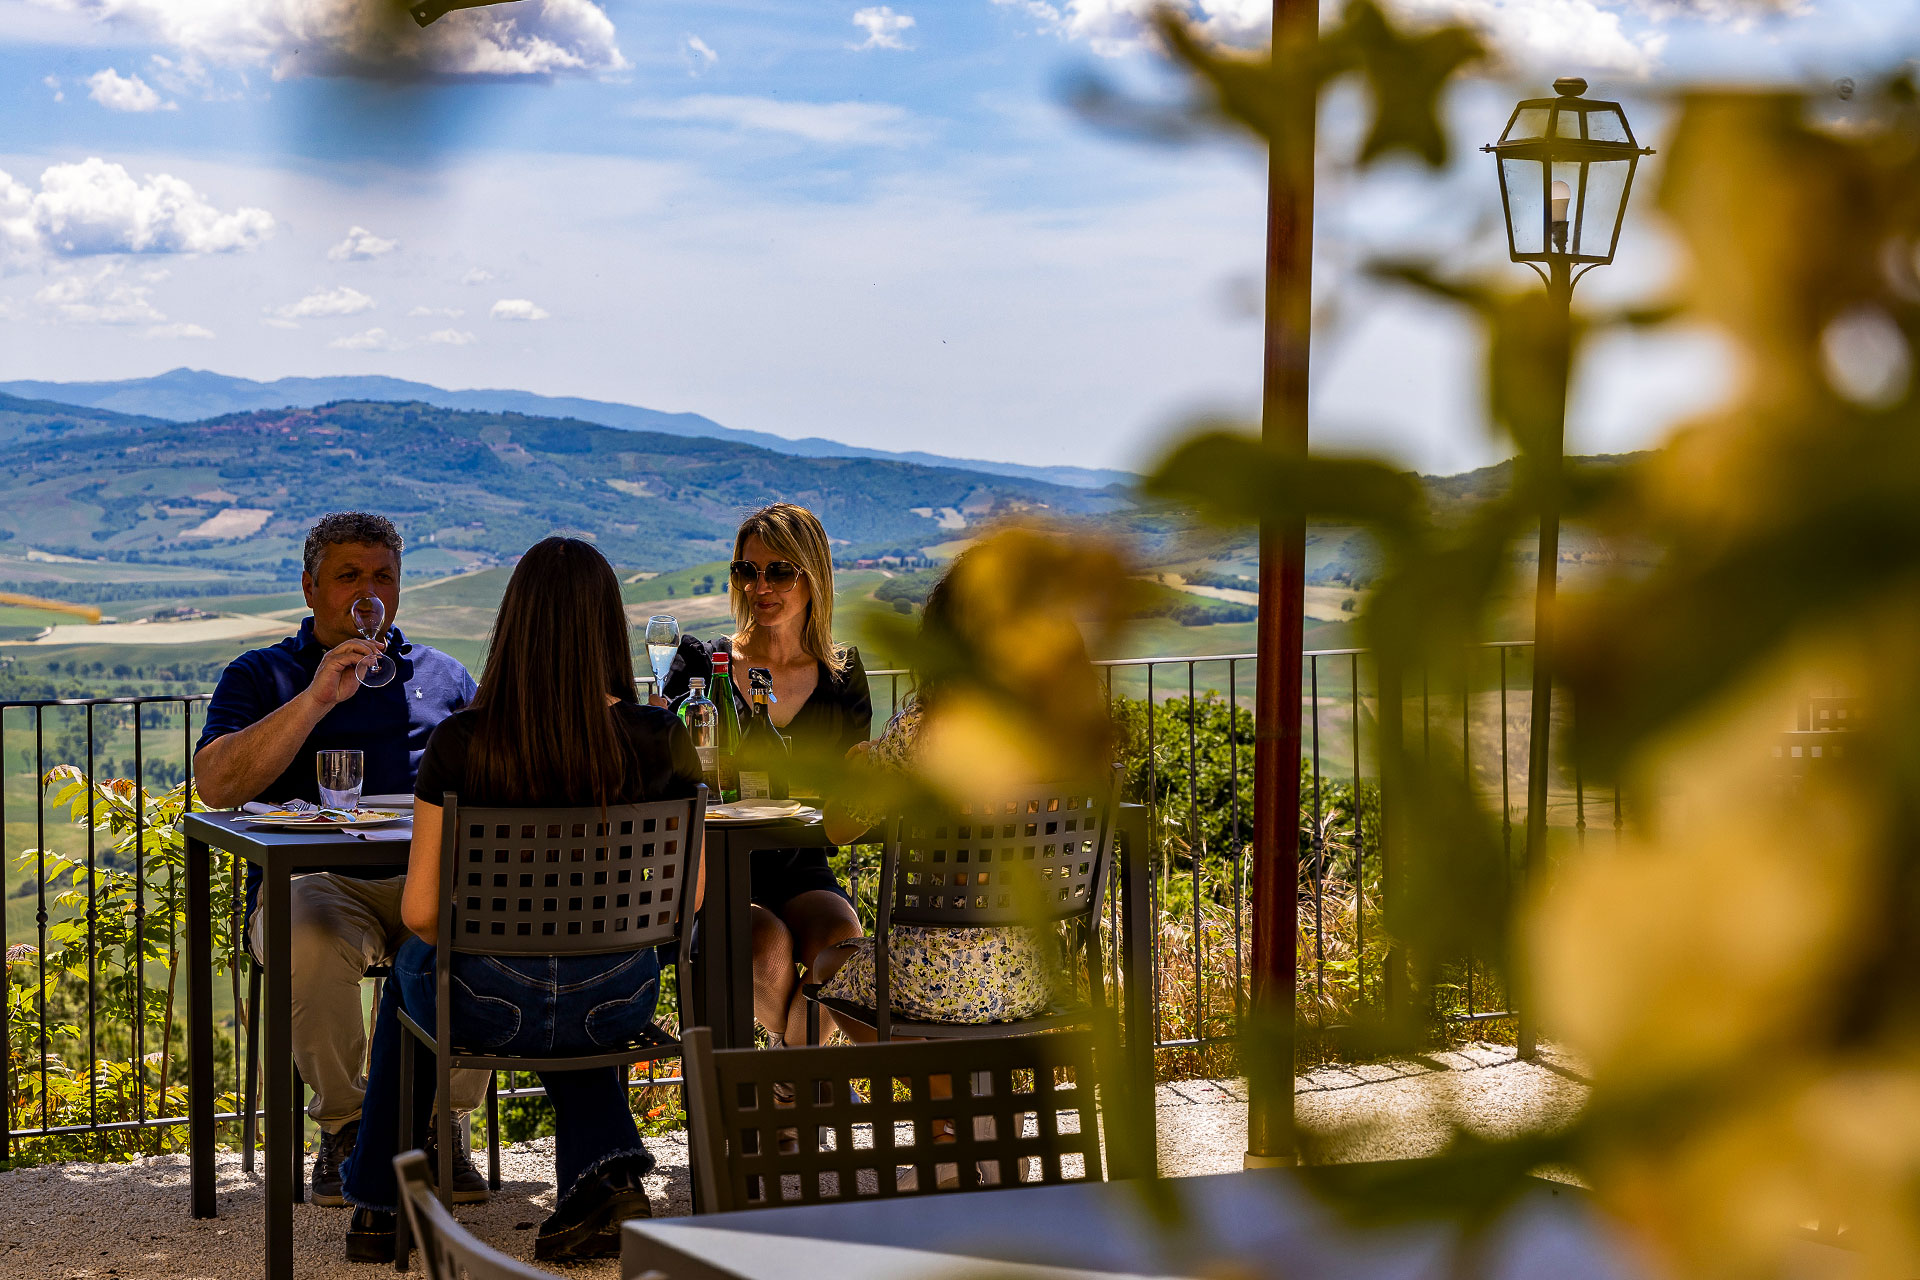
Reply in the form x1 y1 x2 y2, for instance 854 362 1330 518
1186 662 1201 1045
134 710 146 1137
1310 655 1323 1005
1 707 9 1161
1463 657 1473 1019
1229 658 1243 1024
1351 652 1363 1011
35 706 49 1135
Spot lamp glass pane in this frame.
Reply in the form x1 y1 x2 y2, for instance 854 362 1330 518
1554 106 1584 137
1571 158 1630 258
1508 107 1549 142
1502 157 1546 256
1586 108 1631 143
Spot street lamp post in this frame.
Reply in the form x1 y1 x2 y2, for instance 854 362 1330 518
1484 78 1651 1059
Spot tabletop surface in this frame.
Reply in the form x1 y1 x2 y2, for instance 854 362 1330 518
620 1169 1665 1280
181 809 418 864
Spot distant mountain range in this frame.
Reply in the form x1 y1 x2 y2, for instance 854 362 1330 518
0 368 1135 491
0 394 1126 571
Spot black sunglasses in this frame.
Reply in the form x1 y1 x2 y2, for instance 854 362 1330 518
730 560 804 592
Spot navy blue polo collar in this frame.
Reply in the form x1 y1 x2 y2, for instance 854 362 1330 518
293 614 414 656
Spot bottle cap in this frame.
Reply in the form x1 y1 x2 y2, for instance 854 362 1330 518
689 677 706 693
748 667 774 696
711 649 730 672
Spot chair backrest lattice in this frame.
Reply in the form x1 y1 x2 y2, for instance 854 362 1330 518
886 785 1113 929
395 1151 560 1280
441 791 704 957
685 1027 1106 1214
1799 696 1862 732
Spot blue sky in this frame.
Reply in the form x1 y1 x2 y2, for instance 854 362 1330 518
0 0 1913 475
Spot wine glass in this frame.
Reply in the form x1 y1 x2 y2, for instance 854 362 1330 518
643 615 679 695
351 594 396 688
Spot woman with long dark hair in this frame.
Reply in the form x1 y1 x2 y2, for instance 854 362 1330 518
340 537 702 1264
662 502 871 1048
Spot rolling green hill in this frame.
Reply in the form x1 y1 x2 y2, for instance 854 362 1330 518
0 398 1125 572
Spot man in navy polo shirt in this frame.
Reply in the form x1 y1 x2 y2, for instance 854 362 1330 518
195 511 490 1207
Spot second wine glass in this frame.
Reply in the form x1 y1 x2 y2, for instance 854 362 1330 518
643 615 679 698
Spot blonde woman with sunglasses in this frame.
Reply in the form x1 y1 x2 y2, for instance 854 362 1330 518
661 502 872 1047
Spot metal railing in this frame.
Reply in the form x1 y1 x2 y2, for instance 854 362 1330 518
3 641 1603 1153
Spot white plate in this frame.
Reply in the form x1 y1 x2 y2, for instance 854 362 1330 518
706 799 820 825
242 809 410 830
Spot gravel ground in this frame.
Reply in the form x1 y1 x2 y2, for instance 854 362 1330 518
0 1044 1588 1280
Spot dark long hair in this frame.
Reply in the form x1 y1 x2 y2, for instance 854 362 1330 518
465 537 637 807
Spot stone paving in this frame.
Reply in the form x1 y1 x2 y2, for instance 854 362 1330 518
0 1044 1589 1280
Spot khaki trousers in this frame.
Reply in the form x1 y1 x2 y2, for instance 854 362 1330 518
248 872 490 1134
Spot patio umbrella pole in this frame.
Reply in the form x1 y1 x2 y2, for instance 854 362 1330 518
1245 0 1316 1170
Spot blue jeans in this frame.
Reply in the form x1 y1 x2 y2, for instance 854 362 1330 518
341 935 661 1211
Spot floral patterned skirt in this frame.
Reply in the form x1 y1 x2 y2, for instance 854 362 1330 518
818 925 1065 1024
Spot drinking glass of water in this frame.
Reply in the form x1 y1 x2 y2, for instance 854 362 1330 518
644 615 679 694
317 749 364 811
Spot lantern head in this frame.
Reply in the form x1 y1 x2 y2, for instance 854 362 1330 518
1483 77 1653 269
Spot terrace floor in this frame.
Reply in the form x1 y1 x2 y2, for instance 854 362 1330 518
0 1043 1587 1280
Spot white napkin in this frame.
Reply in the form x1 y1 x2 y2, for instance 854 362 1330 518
345 827 414 841
242 800 317 815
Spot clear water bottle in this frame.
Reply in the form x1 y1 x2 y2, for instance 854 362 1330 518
682 677 719 795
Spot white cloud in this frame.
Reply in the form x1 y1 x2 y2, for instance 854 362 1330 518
851 6 915 49
43 75 65 102
460 267 494 285
490 298 550 321
1393 0 1664 74
330 326 399 351
327 225 398 261
86 67 173 112
423 328 476 345
29 0 627 80
408 304 463 317
146 320 214 339
35 264 166 324
273 285 376 319
632 95 918 145
145 53 219 98
1003 0 1664 71
682 34 717 74
24 158 273 257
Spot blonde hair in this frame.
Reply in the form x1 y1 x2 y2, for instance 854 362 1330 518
731 503 850 676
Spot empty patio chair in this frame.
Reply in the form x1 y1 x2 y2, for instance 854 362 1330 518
683 1024 1107 1211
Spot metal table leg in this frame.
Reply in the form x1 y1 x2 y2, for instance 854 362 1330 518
1117 806 1155 1175
264 868 294 1280
187 835 215 1218
697 829 733 1046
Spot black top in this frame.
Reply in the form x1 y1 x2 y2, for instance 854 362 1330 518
663 635 872 762
415 701 704 808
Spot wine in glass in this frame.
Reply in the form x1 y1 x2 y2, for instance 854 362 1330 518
351 594 396 688
644 615 679 697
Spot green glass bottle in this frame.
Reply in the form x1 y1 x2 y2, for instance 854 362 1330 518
709 648 742 802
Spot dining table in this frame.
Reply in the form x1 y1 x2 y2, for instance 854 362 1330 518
184 799 1153 1280
619 1166 1860 1280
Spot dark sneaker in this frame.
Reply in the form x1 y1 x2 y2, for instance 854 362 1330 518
311 1120 358 1208
535 1150 656 1262
426 1118 490 1204
344 1207 396 1264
